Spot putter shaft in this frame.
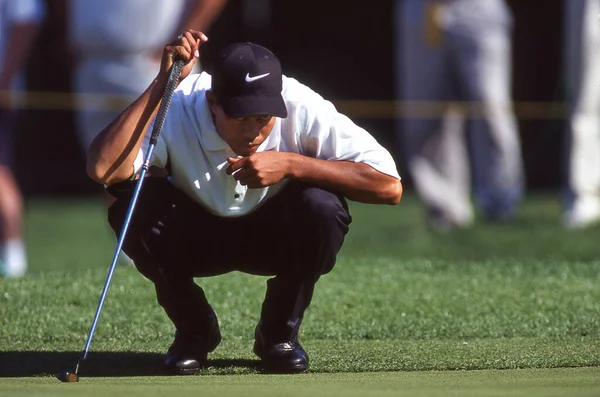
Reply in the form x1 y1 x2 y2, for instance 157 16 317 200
58 60 185 382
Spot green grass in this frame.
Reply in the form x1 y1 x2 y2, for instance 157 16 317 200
21 192 600 273
3 368 600 397
1 193 600 395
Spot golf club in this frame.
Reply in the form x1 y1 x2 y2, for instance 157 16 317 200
57 59 185 383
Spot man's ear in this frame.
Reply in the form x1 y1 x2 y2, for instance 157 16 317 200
206 90 217 113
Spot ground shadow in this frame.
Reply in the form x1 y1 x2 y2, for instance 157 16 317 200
0 351 261 377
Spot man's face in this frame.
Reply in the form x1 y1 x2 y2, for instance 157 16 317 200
207 92 276 157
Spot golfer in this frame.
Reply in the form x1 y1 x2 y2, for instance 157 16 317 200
87 30 402 374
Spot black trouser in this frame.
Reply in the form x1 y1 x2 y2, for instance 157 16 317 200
107 177 352 344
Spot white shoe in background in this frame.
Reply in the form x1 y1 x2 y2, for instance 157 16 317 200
564 196 600 229
0 239 27 278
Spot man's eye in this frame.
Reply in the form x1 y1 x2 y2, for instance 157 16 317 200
234 115 271 122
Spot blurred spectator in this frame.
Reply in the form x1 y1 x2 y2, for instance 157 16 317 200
0 0 45 277
68 0 227 153
67 0 226 264
393 0 524 230
563 0 600 228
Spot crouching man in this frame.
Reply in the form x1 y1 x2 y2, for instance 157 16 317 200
86 31 402 374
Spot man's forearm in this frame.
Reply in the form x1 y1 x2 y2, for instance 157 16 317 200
86 78 166 185
286 153 402 205
87 29 206 185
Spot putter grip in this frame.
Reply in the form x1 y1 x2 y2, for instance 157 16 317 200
149 59 185 145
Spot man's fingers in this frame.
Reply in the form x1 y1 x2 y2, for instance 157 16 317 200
183 31 202 59
226 157 246 175
235 171 262 188
184 31 208 58
226 163 263 188
231 168 250 182
187 30 209 42
238 175 264 189
168 45 193 63
166 30 208 64
180 32 194 56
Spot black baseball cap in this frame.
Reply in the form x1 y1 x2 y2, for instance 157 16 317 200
211 42 288 119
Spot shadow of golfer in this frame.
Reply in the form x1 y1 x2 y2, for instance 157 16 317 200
0 351 261 377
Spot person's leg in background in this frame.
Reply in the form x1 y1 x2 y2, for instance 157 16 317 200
0 111 27 277
394 0 473 230
73 57 161 264
73 57 161 156
0 0 46 277
563 0 600 228
452 0 524 221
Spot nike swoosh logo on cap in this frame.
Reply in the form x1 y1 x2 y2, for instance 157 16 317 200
245 72 270 82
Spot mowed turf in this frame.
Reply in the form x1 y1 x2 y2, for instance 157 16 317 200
3 368 600 397
1 193 600 395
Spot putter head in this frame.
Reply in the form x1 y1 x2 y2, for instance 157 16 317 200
56 370 79 383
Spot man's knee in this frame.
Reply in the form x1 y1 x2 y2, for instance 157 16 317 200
290 186 352 276
107 177 172 231
106 177 174 280
297 186 352 234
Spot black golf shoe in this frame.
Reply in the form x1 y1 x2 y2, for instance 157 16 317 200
253 328 309 373
165 318 221 375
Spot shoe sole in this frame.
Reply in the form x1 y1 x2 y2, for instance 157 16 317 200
164 365 201 376
176 367 201 375
164 358 204 376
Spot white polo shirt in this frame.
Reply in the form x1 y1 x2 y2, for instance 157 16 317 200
134 72 401 217
0 0 45 80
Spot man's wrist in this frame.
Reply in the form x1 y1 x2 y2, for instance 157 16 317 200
150 77 169 102
152 75 167 90
285 152 302 180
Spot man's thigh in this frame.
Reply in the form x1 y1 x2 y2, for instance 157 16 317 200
110 179 351 279
175 182 351 278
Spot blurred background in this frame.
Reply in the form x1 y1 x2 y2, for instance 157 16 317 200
11 0 565 196
2 0 599 278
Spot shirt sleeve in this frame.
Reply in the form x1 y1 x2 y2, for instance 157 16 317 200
295 85 401 180
7 0 46 23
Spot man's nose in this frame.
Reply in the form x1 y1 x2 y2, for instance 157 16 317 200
242 124 261 140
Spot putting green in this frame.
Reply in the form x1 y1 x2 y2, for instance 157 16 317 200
2 367 600 397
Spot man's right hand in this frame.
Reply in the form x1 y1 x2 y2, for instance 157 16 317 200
158 30 208 86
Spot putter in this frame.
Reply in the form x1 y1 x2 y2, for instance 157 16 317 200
57 59 185 383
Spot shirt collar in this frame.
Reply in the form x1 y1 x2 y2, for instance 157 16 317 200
197 91 229 151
